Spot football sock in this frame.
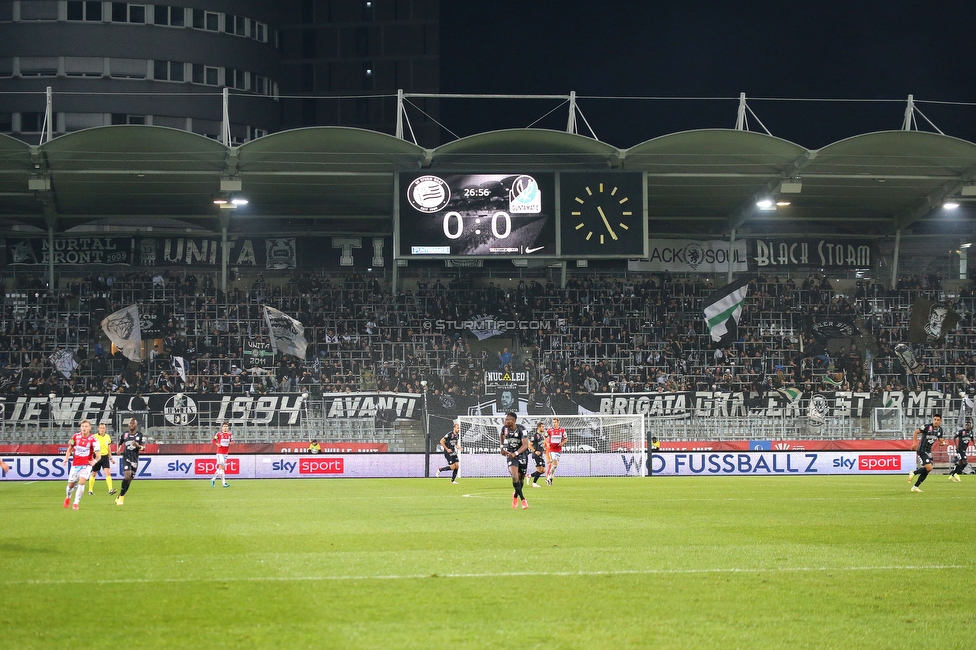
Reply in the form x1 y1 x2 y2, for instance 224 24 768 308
439 466 449 472
74 486 84 504
915 468 929 486
451 468 458 481
120 478 131 496
87 474 95 493
105 473 113 492
531 471 541 483
66 484 72 498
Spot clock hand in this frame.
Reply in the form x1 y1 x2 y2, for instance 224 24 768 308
597 206 618 240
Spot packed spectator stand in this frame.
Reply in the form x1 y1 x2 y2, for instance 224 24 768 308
2 269 973 418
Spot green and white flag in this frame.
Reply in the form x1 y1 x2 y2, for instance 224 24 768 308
702 277 750 345
776 387 802 404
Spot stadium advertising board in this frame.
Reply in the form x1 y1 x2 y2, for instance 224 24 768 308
628 239 748 273
751 238 874 269
0 454 428 480
397 172 557 258
649 451 914 476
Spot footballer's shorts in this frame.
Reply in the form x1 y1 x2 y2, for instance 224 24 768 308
122 456 139 474
917 451 934 466
506 454 528 471
532 451 546 469
91 456 111 473
443 452 459 465
68 464 93 483
548 451 562 463
216 453 229 466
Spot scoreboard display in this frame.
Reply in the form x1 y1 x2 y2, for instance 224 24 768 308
396 173 557 258
395 171 646 259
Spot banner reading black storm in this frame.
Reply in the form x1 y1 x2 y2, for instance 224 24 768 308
752 238 874 269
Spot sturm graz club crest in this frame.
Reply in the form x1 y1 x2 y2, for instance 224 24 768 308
807 393 829 427
163 393 198 426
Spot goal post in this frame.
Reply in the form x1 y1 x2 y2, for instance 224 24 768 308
456 414 646 478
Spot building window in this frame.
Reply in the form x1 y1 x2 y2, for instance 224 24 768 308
225 68 247 90
192 9 219 31
153 60 184 82
254 22 267 43
65 113 107 131
253 75 266 95
0 58 12 78
109 58 147 79
192 64 219 86
224 14 247 36
19 56 59 77
65 56 104 77
154 5 185 27
111 114 146 125
19 2 59 21
67 1 103 21
0 113 12 132
112 3 146 24
20 112 45 132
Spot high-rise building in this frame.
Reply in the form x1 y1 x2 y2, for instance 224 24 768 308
277 0 440 145
0 1 439 144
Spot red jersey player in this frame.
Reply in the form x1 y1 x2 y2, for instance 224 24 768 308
63 420 102 510
211 421 233 487
545 417 566 486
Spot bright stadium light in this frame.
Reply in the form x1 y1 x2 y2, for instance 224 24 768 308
231 197 249 206
756 199 775 211
944 201 960 210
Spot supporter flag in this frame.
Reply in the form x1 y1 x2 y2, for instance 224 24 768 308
908 297 960 344
702 277 750 346
467 314 504 341
775 387 802 404
101 304 142 362
172 356 188 384
263 306 308 360
50 348 80 379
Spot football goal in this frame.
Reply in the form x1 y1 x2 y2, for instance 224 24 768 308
456 414 646 478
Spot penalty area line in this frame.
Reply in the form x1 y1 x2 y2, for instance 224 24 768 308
14 564 968 587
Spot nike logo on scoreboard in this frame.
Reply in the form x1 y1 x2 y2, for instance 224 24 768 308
525 246 545 254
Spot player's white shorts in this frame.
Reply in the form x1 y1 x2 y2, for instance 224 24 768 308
216 454 229 466
549 451 562 463
68 464 93 483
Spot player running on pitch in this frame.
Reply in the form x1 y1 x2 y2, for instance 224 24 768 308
211 422 233 487
545 417 566 486
909 413 944 492
63 420 101 510
437 421 462 484
528 421 547 488
948 416 974 482
116 418 146 506
500 412 529 509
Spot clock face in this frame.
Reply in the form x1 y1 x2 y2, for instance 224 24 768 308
559 173 645 258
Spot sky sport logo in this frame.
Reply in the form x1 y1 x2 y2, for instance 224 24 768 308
194 458 240 475
858 455 901 471
300 458 344 474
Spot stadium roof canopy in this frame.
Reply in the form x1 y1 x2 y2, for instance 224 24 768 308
1 125 975 240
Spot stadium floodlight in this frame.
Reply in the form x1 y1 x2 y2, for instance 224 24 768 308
231 197 248 206
756 199 775 210
944 201 960 210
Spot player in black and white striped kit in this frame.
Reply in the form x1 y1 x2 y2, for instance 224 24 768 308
908 414 944 492
500 412 529 509
948 417 973 483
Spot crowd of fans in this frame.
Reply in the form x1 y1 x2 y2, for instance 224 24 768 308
1 269 973 405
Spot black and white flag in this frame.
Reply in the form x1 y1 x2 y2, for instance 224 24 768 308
172 356 188 384
263 306 308 360
101 304 143 362
50 348 80 378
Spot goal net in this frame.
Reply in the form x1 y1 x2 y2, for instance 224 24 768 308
456 414 646 478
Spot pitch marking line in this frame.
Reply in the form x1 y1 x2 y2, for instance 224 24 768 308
13 564 967 587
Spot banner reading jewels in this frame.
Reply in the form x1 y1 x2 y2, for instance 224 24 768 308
628 239 748 273
0 393 308 427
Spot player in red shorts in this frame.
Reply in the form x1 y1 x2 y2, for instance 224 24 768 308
211 421 233 487
63 420 102 510
545 417 566 486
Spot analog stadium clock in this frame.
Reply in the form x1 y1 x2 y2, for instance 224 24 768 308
558 172 646 258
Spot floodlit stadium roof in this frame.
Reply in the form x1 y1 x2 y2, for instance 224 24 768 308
1 125 975 239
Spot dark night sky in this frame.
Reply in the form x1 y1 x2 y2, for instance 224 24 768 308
440 1 976 149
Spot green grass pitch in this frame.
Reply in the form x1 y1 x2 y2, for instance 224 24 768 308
2 474 974 649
